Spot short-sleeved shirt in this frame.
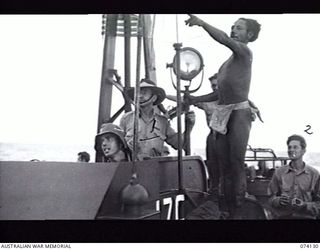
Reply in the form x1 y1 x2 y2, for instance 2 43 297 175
268 163 320 218
120 110 178 160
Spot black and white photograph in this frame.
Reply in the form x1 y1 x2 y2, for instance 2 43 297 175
1 14 320 242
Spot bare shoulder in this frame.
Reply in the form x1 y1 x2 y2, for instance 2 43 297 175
233 42 252 58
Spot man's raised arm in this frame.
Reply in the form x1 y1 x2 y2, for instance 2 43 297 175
185 14 247 54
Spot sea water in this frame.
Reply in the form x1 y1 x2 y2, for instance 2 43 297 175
0 142 95 162
1 143 320 170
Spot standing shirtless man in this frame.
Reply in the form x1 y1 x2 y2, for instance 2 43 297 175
185 15 261 216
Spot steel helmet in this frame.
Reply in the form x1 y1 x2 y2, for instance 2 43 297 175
94 123 127 151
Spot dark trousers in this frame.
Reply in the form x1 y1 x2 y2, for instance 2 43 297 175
208 108 252 212
206 130 221 197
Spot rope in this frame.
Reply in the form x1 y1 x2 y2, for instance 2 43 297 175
132 14 143 178
175 15 179 43
151 14 156 38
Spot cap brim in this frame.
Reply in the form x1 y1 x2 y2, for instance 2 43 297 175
94 131 128 152
127 86 165 105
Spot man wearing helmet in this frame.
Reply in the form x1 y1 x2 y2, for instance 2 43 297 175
95 123 131 162
120 78 195 161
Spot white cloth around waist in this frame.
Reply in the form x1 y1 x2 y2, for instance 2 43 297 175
209 100 250 134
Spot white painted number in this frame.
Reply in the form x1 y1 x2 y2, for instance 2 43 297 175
175 194 185 220
156 194 185 220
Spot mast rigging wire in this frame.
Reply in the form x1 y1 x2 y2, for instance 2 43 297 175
175 15 179 43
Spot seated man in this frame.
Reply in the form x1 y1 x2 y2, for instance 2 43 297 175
256 160 270 178
268 134 320 219
120 78 195 161
95 123 131 162
245 163 257 182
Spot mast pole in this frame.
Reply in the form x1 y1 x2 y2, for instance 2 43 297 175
124 14 132 113
142 15 157 83
96 14 118 162
174 42 184 191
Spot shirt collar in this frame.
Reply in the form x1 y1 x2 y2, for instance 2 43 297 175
139 108 156 123
286 162 310 174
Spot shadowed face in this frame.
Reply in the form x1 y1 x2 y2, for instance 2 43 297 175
230 19 251 43
101 134 122 158
139 88 157 107
287 140 305 161
210 78 218 91
77 156 84 162
77 154 89 162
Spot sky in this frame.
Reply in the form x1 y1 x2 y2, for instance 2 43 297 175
1 14 320 156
